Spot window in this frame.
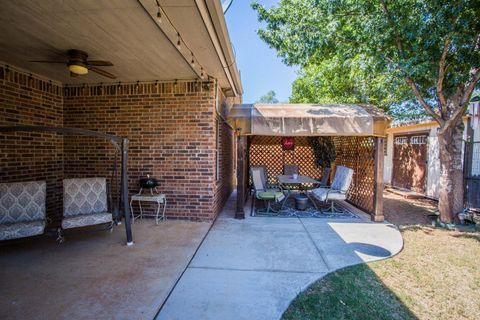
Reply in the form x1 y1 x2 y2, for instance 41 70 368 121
411 135 427 145
394 136 408 145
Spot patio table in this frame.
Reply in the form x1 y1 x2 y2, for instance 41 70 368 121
277 175 320 211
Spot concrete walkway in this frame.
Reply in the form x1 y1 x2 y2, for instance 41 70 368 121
156 194 403 320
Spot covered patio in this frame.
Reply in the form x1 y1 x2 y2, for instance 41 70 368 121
229 103 391 221
0 1 240 319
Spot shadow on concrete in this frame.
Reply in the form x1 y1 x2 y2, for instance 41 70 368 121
349 242 392 258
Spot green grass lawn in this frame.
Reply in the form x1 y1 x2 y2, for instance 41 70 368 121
282 226 480 320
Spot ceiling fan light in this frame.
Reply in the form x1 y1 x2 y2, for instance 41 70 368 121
68 63 88 75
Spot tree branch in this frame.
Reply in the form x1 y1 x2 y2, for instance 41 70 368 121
405 77 443 124
441 68 480 132
380 0 404 56
437 36 451 116
461 67 480 107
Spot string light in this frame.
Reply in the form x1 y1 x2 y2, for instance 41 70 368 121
151 3 207 80
176 33 181 49
190 52 195 67
155 0 162 23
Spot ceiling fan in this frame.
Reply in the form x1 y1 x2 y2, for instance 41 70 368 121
30 49 116 79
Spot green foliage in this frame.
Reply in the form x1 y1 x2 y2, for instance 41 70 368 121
290 55 412 110
309 137 336 168
252 0 480 114
257 90 280 104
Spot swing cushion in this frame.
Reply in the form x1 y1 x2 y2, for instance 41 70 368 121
62 178 112 229
0 181 47 241
0 221 46 241
62 212 112 229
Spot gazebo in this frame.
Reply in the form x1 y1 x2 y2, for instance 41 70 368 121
228 103 391 221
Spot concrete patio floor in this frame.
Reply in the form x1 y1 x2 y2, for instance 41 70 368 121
156 195 403 320
0 219 211 320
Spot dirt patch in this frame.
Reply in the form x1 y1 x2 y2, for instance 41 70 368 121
383 191 437 226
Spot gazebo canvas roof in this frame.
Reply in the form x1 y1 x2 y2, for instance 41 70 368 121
228 104 390 137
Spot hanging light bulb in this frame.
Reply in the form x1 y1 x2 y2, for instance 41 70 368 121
190 52 195 67
156 8 162 23
200 68 205 79
176 33 181 49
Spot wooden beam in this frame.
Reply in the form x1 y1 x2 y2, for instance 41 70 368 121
372 137 385 222
235 135 246 219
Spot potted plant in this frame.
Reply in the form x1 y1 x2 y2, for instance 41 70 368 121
309 136 336 169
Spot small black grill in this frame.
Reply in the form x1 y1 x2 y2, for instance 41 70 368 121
139 176 159 189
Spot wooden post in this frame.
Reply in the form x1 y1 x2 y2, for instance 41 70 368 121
235 134 246 219
372 137 385 222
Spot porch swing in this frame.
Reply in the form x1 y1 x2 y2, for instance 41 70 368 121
0 125 133 245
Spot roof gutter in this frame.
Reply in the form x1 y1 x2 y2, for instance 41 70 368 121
194 0 242 97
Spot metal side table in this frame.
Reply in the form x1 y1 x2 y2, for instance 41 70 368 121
129 192 167 225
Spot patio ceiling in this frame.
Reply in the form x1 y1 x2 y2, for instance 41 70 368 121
0 0 241 96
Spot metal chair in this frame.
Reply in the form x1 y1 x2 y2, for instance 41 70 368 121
311 166 354 213
250 165 279 191
250 167 285 216
319 167 331 187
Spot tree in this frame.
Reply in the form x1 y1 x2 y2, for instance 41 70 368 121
257 90 280 103
252 0 480 222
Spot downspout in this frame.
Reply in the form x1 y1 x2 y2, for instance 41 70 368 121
214 79 234 131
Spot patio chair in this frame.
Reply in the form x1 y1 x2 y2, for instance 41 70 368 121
283 164 299 175
311 166 354 213
319 167 331 187
250 167 285 216
0 181 47 241
250 165 279 191
59 177 113 242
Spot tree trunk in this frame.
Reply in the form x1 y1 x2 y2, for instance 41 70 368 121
437 124 464 223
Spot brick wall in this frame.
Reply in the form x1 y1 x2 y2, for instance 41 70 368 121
1 66 236 221
0 67 64 222
212 87 236 217
63 81 221 220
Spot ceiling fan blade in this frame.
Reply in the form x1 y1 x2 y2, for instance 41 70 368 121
89 67 117 79
87 60 114 66
29 60 67 64
69 72 79 77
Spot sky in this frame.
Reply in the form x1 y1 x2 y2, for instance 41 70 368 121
224 0 298 103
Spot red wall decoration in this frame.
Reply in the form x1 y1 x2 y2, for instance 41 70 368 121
281 137 295 150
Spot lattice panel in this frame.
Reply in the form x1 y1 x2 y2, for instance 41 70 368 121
249 136 323 184
334 137 375 213
249 135 376 214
